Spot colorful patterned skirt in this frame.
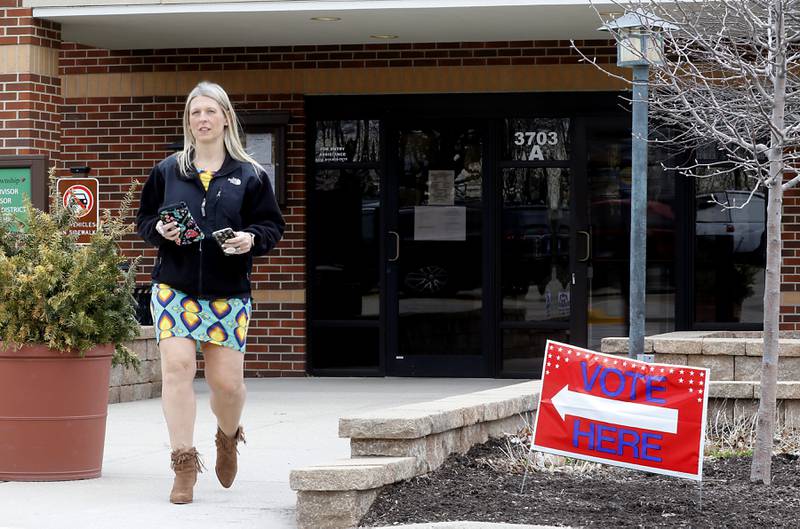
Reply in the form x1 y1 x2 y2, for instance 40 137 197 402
150 283 252 353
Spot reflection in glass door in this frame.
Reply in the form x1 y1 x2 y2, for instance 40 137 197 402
694 168 765 324
499 118 575 376
309 120 383 372
307 105 685 377
387 121 487 375
586 120 677 349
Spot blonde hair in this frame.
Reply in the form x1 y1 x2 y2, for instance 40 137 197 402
176 81 263 177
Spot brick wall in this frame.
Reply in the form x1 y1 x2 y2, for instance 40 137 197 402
59 93 307 376
0 0 59 48
57 40 616 74
8 27 790 371
781 183 800 331
0 0 61 157
54 40 617 377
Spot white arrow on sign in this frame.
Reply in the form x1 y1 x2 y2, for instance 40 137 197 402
550 385 679 434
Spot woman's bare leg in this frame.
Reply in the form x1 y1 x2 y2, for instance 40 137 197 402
159 337 198 449
203 342 246 435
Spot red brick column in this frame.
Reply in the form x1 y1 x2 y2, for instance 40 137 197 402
0 0 61 158
781 184 800 330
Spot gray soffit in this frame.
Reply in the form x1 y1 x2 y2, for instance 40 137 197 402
29 0 620 50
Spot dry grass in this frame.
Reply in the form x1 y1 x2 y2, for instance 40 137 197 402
704 405 800 458
479 416 602 476
487 408 800 476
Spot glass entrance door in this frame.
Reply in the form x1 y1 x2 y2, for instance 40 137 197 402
306 102 672 378
386 120 489 376
497 117 585 376
585 118 677 349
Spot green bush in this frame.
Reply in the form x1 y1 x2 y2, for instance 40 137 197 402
0 169 141 369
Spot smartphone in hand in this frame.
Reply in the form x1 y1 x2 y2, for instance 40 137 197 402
212 227 237 253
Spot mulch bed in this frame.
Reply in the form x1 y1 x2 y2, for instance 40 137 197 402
361 438 800 528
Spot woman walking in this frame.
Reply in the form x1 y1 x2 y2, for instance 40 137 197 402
136 81 284 504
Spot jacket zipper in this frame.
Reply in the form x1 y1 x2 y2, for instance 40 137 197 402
198 185 208 295
198 240 204 295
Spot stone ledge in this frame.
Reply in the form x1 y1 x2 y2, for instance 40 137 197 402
709 380 800 400
351 413 531 473
745 339 800 357
297 489 380 529
602 332 800 359
701 338 746 356
599 337 654 353
107 326 160 404
293 380 540 529
652 337 703 355
756 381 800 400
339 381 539 439
290 456 417 492
709 381 755 399
602 332 800 383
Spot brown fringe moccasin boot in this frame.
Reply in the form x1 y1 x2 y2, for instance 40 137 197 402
169 447 204 504
215 426 246 488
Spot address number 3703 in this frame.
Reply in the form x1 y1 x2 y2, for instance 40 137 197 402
514 131 559 146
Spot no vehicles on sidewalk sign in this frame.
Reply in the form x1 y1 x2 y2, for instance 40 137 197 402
57 178 99 244
532 340 710 480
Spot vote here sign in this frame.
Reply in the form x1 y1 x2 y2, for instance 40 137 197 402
532 340 711 480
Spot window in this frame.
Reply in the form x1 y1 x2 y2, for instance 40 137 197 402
694 171 765 324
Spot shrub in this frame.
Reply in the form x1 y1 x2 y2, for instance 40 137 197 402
0 169 141 368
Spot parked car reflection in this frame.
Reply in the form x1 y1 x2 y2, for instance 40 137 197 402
397 204 483 296
696 190 766 261
502 205 570 295
591 198 676 262
355 203 573 297
396 204 573 297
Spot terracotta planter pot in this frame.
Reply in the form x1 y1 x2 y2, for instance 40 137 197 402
0 343 113 481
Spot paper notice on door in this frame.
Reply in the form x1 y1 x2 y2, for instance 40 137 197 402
427 170 455 205
246 132 276 191
246 132 273 165
413 206 466 241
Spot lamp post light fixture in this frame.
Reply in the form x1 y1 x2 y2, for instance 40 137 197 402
599 10 676 360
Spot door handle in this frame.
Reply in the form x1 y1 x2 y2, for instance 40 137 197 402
577 230 591 262
388 231 400 262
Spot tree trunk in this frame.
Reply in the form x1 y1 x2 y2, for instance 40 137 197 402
750 0 786 486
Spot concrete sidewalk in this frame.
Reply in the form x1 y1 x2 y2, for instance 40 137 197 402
0 378 525 529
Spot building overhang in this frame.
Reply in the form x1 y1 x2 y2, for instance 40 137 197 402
29 0 619 50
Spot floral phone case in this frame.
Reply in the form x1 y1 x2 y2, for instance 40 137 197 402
158 201 204 246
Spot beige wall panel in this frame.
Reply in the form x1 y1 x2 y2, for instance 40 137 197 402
0 46 20 74
141 72 157 97
0 45 59 76
176 72 201 96
63 64 626 98
110 73 124 98
782 292 800 306
130 73 144 98
162 71 179 97
251 289 305 304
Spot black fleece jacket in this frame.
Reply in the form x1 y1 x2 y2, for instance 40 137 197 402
136 153 285 299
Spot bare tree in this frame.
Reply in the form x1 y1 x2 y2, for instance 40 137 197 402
576 0 800 484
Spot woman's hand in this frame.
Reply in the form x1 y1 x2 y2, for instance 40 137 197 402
222 231 255 255
156 220 181 244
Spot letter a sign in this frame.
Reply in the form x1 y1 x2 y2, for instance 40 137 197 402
532 340 710 480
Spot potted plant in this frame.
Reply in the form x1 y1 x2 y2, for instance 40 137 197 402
0 169 141 481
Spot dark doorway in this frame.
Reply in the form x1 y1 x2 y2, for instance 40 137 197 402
306 93 679 377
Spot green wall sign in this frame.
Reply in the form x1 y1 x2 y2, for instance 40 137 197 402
0 167 32 230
